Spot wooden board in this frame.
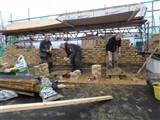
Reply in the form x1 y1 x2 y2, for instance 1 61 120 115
59 79 147 86
0 95 113 113
0 78 39 93
7 19 62 30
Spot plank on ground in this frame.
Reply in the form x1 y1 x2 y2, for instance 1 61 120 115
0 95 113 113
59 79 147 85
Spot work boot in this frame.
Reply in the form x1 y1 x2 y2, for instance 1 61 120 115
108 61 113 68
43 94 64 102
112 61 115 68
88 76 96 81
48 65 54 73
114 61 118 68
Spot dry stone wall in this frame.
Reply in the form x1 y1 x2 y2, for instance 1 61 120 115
2 37 145 66
119 40 145 64
2 45 39 66
149 33 160 52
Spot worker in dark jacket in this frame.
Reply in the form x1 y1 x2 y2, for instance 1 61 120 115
39 34 53 73
106 33 122 67
60 43 82 71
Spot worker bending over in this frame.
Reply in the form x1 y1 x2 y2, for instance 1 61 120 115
60 43 82 71
39 34 54 73
106 33 122 67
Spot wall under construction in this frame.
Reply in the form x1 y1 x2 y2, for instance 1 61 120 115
2 36 145 67
149 33 160 52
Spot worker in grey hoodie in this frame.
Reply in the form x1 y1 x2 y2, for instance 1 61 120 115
60 42 82 71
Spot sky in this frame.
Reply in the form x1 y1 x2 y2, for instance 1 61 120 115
0 0 148 26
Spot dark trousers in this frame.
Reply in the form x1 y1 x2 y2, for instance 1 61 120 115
71 54 81 71
40 56 53 73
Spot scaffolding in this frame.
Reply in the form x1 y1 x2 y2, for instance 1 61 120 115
143 0 160 35
0 33 5 57
0 0 160 50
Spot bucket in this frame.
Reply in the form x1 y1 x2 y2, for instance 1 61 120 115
152 82 160 101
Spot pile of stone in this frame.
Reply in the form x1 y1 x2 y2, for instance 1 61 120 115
2 45 39 66
30 63 49 76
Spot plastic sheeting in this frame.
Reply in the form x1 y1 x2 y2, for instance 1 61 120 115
0 90 18 101
146 57 160 74
58 3 147 20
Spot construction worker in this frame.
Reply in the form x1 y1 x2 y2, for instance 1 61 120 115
39 34 53 73
60 42 82 71
106 33 122 67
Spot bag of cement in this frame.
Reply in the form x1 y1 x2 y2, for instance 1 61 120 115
14 55 29 73
39 76 63 102
0 90 18 101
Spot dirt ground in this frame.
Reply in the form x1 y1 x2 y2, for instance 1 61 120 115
0 84 160 120
0 65 159 120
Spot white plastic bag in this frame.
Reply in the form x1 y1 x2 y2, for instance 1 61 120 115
14 55 29 73
0 90 18 101
14 55 27 69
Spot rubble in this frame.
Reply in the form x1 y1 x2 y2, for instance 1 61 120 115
30 63 49 76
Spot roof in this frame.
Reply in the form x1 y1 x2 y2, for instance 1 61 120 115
0 10 146 35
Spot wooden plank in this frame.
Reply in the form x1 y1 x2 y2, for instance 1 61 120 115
0 78 38 92
0 79 37 88
7 19 61 30
0 79 76 93
14 91 35 97
0 84 35 92
59 79 147 85
0 95 113 113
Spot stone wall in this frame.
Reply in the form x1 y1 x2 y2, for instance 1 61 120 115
119 40 145 64
2 45 39 66
149 33 160 52
2 37 145 66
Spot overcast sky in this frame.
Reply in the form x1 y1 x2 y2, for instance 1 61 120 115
0 0 148 19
